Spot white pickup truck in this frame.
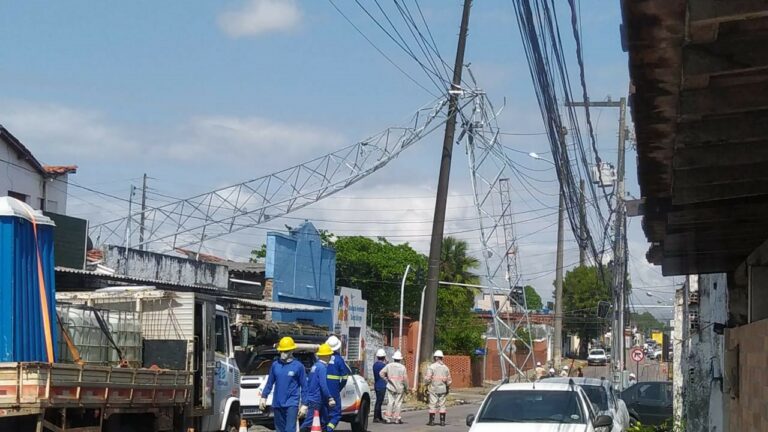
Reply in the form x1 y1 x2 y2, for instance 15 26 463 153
240 344 371 432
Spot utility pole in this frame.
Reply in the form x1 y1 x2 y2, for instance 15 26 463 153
139 173 148 250
553 188 565 368
565 98 627 379
420 0 472 368
124 185 136 250
578 179 586 266
615 97 628 375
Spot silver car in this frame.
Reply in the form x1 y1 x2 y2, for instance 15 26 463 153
543 378 629 431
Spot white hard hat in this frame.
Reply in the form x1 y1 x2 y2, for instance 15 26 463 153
376 349 387 358
549 368 555 373
326 335 342 352
393 350 403 360
563 365 569 370
629 373 636 378
536 362 542 367
433 350 444 358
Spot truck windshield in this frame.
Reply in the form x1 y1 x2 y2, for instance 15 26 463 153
477 390 585 424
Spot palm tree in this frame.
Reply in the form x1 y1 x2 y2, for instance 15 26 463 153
439 236 480 285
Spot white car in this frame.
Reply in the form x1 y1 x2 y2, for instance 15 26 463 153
587 349 609 366
543 378 630 431
239 344 371 432
466 382 613 432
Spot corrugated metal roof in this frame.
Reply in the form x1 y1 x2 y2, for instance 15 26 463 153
227 297 329 312
56 266 218 291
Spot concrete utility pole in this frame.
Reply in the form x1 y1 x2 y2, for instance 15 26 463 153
615 97 628 373
420 0 472 368
139 173 148 250
565 98 627 377
124 185 136 250
553 189 565 368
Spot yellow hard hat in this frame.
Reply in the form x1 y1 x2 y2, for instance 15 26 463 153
317 343 334 356
276 336 297 352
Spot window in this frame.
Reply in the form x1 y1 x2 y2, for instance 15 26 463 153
214 315 229 355
477 390 585 424
347 327 361 360
582 385 609 411
8 190 28 203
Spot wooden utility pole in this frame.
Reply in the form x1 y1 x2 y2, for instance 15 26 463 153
579 179 586 266
420 0 472 368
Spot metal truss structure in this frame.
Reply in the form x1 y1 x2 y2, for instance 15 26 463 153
91 98 451 252
462 91 537 381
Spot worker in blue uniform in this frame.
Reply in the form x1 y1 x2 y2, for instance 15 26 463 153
260 337 306 432
372 349 388 423
300 343 336 432
325 335 350 432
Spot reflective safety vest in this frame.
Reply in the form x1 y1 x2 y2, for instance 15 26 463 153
425 361 452 395
379 361 408 393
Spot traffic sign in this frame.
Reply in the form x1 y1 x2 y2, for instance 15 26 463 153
631 347 644 363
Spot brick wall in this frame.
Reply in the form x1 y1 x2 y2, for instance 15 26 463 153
263 279 273 320
484 338 548 381
401 354 472 389
726 319 768 431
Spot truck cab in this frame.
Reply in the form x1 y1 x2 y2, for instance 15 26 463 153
203 306 241 432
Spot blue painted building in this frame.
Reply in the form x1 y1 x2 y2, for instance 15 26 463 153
265 222 335 327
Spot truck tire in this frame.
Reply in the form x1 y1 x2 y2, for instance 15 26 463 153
351 397 369 432
225 408 241 432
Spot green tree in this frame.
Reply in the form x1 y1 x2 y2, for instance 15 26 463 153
250 244 267 262
523 285 543 310
440 236 480 285
631 311 665 333
334 236 427 325
560 265 611 357
436 237 485 355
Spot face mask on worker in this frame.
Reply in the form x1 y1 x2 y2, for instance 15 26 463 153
280 351 294 362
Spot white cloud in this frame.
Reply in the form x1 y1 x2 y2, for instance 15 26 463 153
217 0 301 38
0 101 140 162
165 115 345 162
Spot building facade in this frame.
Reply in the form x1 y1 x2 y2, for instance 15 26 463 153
265 222 335 327
0 126 76 213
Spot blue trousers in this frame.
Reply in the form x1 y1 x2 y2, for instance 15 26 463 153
273 406 299 432
374 388 386 420
300 402 328 431
327 387 342 431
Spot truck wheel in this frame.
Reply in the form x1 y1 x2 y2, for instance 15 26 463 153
225 409 241 432
351 397 370 432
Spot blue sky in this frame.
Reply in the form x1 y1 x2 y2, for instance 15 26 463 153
0 0 679 316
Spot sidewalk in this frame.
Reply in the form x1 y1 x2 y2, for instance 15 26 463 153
399 386 490 412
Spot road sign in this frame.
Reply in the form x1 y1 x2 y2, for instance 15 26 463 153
631 348 645 363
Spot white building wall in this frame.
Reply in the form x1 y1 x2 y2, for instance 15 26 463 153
0 140 69 212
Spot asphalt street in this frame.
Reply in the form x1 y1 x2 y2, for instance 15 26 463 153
248 403 481 432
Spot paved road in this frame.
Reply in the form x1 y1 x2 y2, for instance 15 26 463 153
249 403 481 432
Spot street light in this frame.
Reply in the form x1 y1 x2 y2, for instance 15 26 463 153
528 152 556 165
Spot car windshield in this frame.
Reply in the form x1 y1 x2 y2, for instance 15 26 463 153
477 390 585 424
590 350 605 356
581 385 609 411
242 351 315 375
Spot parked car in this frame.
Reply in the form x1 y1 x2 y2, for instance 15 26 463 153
466 382 614 432
239 344 371 432
587 349 609 366
648 349 663 361
544 378 630 432
620 381 673 426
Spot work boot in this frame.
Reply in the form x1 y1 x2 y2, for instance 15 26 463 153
440 414 446 426
427 414 435 426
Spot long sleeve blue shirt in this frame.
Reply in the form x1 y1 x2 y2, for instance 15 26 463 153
304 360 331 405
261 358 306 408
326 352 350 393
372 360 387 391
